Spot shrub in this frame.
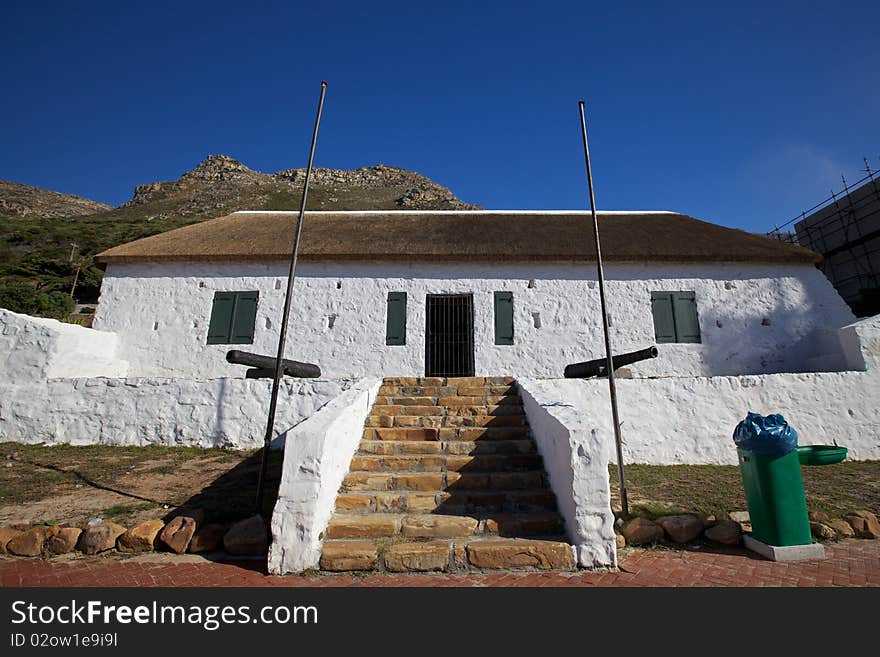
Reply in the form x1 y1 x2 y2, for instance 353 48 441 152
0 283 75 320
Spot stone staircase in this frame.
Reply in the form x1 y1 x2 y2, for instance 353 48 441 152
319 376 576 572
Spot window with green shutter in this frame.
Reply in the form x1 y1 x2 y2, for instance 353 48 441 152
494 291 514 345
650 291 701 344
206 291 259 345
386 292 407 345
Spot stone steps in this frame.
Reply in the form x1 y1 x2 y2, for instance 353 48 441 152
320 376 576 573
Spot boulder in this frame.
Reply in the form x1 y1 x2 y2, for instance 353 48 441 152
621 518 664 546
7 525 59 557
657 515 704 544
77 521 126 554
827 519 855 538
845 511 880 539
615 533 626 549
189 524 227 553
117 520 165 552
809 510 830 522
810 522 837 542
704 520 742 545
0 527 23 554
46 527 82 555
159 516 198 554
223 515 269 555
698 514 717 528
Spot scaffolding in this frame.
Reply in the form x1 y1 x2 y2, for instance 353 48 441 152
768 158 880 317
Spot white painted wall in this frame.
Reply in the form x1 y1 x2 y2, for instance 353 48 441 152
0 376 350 448
94 260 855 379
519 315 880 465
519 384 617 569
268 378 381 574
1 308 128 382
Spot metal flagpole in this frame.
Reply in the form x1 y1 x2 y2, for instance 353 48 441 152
578 100 629 517
255 81 328 514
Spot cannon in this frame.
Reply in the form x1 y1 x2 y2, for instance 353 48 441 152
226 350 321 378
564 346 658 379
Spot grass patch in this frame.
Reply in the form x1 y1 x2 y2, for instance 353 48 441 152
0 442 282 525
610 461 880 520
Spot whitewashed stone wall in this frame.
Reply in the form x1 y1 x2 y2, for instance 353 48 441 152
1 308 127 382
268 378 381 574
0 377 350 448
519 385 617 569
519 315 880 465
94 260 855 379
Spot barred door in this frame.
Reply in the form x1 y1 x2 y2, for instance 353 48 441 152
425 294 475 377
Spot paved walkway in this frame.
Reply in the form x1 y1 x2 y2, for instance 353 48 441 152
2 540 878 587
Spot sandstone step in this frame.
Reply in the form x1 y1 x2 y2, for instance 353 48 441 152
333 489 558 515
464 538 575 570
379 376 511 386
400 514 479 538
382 540 451 572
367 427 440 441
325 514 400 539
319 540 378 571
445 440 536 455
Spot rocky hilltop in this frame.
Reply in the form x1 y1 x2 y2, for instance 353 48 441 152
0 180 112 219
122 154 480 220
0 156 480 311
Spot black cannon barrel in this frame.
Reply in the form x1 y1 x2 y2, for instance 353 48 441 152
564 346 658 379
226 350 321 378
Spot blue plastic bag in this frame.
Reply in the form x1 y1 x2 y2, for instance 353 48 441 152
733 412 798 456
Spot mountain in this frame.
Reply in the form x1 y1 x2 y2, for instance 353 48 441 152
0 156 481 316
120 155 480 221
0 180 112 219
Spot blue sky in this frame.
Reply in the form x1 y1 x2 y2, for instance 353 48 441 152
2 1 877 233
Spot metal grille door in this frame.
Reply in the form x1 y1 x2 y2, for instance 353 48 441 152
425 294 475 377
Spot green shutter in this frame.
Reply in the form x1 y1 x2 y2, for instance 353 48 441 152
494 291 514 345
651 292 676 344
386 292 407 345
672 291 701 343
230 291 259 344
207 292 235 344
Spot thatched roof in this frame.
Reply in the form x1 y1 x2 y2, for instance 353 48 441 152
95 210 821 265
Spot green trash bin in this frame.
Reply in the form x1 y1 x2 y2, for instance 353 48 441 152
737 448 813 547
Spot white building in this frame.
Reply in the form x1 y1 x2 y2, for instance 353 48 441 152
92 210 855 379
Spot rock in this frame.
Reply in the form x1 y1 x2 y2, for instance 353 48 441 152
77 522 126 554
223 515 268 555
729 511 750 523
698 514 717 528
809 510 830 522
188 524 227 553
704 520 742 545
810 522 837 542
0 527 23 554
621 518 664 546
117 520 165 552
657 515 704 544
159 516 199 554
845 511 880 539
7 525 59 557
46 528 82 555
616 533 626 549
827 519 855 538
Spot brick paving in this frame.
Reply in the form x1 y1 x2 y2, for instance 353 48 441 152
1 540 878 587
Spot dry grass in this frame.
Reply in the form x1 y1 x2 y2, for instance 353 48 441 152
0 442 282 527
610 461 880 519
